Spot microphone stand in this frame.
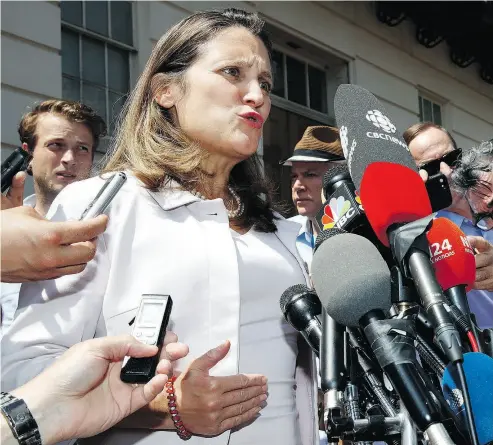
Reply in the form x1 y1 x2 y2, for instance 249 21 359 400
320 307 347 443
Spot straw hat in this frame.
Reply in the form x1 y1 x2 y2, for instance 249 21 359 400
280 125 344 166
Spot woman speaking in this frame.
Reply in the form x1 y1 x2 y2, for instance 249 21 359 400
2 8 318 445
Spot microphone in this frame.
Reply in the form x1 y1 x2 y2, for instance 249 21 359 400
1 147 31 193
426 217 476 311
316 165 367 233
334 83 432 247
426 217 480 351
311 231 455 444
316 165 393 266
280 284 322 356
334 83 462 365
441 352 493 445
334 84 417 192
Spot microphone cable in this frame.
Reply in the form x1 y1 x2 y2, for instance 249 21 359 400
456 361 480 445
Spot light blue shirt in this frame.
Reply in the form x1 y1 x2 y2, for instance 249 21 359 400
289 214 315 273
436 210 493 329
1 194 36 336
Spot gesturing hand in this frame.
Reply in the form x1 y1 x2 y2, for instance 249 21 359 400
468 236 493 291
1 206 108 282
11 334 188 445
149 340 268 436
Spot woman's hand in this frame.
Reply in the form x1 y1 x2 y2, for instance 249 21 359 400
11 333 188 445
149 340 268 436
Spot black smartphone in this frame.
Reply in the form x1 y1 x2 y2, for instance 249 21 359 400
121 294 173 384
425 172 452 212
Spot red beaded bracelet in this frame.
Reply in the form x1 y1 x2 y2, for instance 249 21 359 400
166 376 192 440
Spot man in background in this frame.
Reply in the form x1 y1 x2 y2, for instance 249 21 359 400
281 126 345 268
1 99 107 332
404 122 493 328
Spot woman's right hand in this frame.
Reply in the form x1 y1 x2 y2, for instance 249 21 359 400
151 340 268 436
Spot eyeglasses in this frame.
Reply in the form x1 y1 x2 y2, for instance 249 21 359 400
419 149 462 176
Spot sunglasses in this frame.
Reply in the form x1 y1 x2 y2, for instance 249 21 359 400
419 149 462 176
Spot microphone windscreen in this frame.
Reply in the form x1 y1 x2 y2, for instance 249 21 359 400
314 227 346 253
359 162 432 246
322 165 350 198
441 352 493 445
426 217 476 292
334 84 417 190
311 232 391 327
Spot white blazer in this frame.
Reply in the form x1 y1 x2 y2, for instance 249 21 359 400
1 173 319 445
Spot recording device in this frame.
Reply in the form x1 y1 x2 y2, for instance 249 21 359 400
441 352 493 445
311 231 455 444
1 147 31 193
79 172 127 220
280 284 321 356
121 294 173 383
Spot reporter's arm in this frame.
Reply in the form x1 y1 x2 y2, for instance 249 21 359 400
2 335 184 445
1 180 111 391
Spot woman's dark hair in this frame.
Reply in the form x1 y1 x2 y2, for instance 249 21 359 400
105 8 279 232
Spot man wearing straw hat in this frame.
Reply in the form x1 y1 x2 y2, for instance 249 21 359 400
281 125 345 268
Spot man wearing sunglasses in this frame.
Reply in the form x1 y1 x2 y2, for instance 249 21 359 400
404 122 493 329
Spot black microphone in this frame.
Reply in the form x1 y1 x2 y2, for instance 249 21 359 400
1 147 31 193
280 284 321 356
315 165 393 267
315 165 366 233
311 231 455 444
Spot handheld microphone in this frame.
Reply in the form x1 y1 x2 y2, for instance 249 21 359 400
426 217 476 311
316 165 366 233
441 352 493 445
1 147 31 193
333 84 417 191
334 83 432 247
316 165 393 266
334 83 462 364
311 231 454 444
280 284 322 356
426 217 480 350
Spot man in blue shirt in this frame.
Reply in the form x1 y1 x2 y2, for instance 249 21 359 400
281 126 345 270
404 122 493 328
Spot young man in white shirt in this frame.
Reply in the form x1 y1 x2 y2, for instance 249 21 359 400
1 99 106 333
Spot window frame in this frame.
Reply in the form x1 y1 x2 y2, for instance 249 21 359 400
61 1 136 145
418 94 443 125
270 44 334 125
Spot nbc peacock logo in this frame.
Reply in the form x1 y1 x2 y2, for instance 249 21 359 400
321 196 351 230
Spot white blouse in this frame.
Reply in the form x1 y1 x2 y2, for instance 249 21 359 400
228 228 306 445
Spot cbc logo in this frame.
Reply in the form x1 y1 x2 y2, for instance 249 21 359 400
340 126 349 158
366 110 396 134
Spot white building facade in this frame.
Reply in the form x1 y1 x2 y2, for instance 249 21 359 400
2 1 493 202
